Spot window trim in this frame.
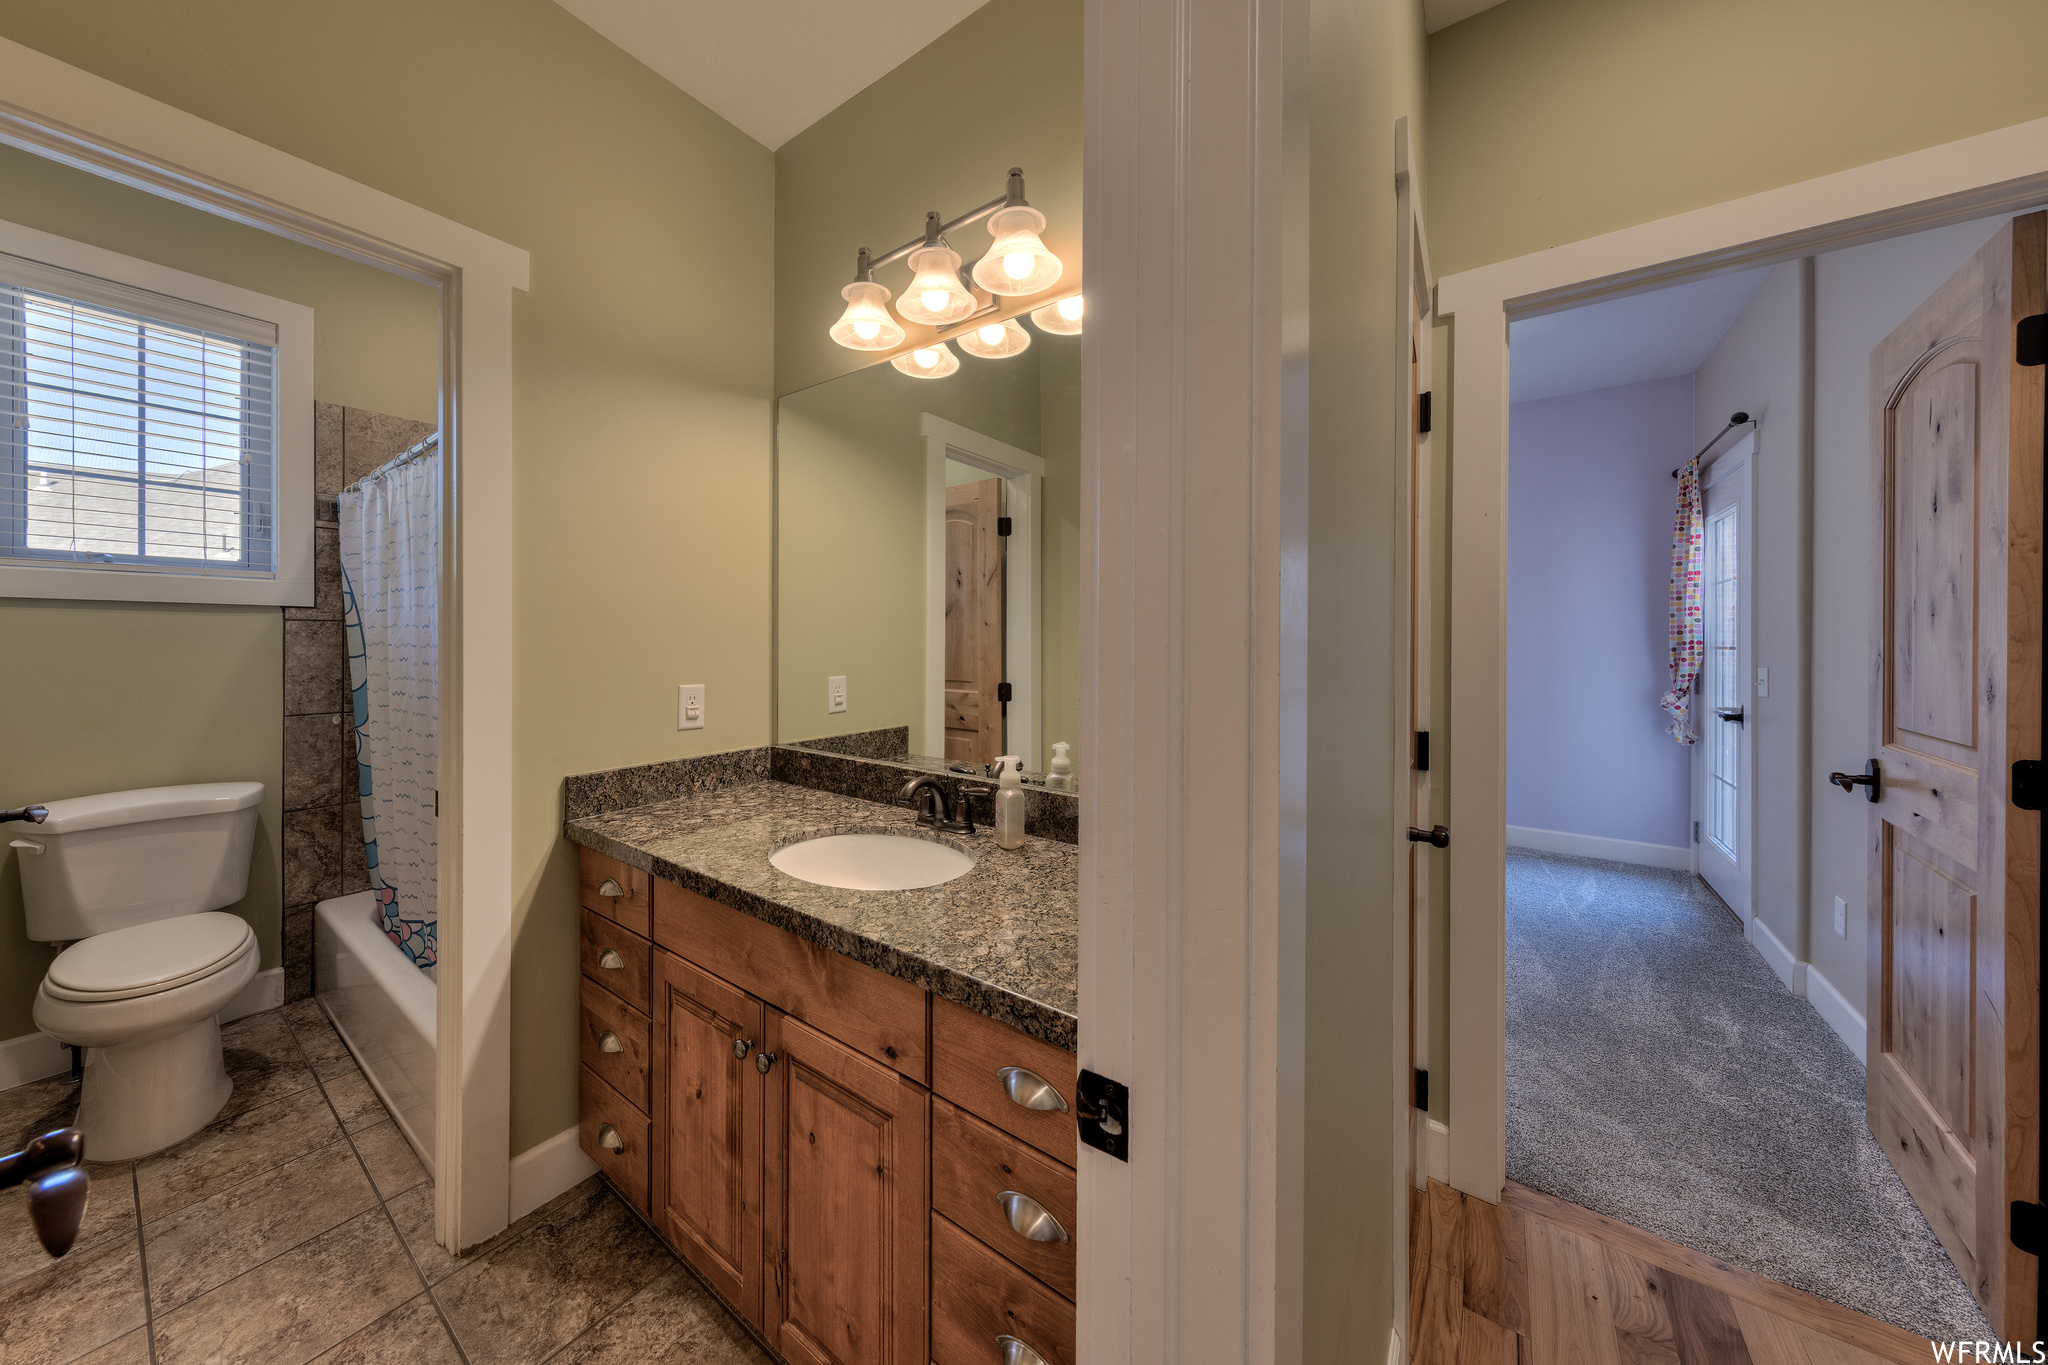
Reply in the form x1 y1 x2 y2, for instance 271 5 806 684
0 215 313 607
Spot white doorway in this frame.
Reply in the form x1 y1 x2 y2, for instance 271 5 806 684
1695 436 1753 923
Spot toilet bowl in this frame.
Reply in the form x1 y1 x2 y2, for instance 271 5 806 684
15 782 266 1161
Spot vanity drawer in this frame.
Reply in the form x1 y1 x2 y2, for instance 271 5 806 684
931 1213 1075 1365
579 1065 650 1214
651 877 928 1082
580 909 650 1015
580 979 651 1113
932 995 1077 1165
579 846 652 938
932 1098 1076 1301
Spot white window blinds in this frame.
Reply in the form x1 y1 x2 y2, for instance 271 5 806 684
1 251 279 579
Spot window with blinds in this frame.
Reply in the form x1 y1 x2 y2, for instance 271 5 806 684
1 255 279 578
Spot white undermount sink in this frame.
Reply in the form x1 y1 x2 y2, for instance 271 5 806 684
769 832 974 891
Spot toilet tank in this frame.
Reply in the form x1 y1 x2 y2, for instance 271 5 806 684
15 783 265 941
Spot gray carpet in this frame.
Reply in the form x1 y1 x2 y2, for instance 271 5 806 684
1505 848 1993 1343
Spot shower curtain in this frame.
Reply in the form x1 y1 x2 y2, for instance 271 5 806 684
339 440 439 972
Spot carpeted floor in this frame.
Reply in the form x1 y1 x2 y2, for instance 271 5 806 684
1505 847 1993 1343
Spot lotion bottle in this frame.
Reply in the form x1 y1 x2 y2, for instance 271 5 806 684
1048 742 1074 790
994 756 1027 850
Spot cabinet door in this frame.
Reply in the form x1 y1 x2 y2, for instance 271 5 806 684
653 948 766 1328
763 1010 929 1365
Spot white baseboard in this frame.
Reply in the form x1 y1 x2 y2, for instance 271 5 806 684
1804 963 1868 1065
0 966 287 1091
1427 1118 1449 1184
1389 1325 1404 1365
1748 916 1804 993
1506 825 1692 871
509 1123 598 1223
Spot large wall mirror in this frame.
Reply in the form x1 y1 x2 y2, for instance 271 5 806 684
776 314 1079 780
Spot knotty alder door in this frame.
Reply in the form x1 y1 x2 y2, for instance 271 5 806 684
1866 211 2043 1340
945 477 1004 764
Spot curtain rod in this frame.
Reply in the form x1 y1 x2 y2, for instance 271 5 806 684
1672 412 1752 477
341 432 439 494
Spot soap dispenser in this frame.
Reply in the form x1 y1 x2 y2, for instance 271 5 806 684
1048 741 1074 790
994 756 1027 850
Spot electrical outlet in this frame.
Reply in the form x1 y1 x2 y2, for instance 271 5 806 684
1756 666 1769 698
1833 895 1847 937
827 675 847 714
677 684 704 731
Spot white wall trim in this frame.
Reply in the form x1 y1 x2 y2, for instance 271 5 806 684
1507 825 1693 872
0 1029 70 1090
222 967 285 1024
1439 115 2048 1203
0 37 530 1254
1427 1118 1449 1185
1748 915 1803 994
508 1123 598 1223
1804 963 1868 1065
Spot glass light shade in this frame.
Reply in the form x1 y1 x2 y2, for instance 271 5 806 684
956 317 1032 359
829 281 905 351
1030 294 1083 335
890 342 960 379
894 246 978 326
972 206 1063 296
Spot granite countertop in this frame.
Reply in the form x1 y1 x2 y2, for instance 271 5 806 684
563 780 1078 1049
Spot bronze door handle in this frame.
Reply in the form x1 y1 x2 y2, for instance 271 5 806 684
1407 825 1450 848
1828 761 1880 802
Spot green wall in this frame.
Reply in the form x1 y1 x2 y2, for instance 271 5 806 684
0 145 441 1044
774 0 1083 397
0 0 776 1154
1034 333 1081 766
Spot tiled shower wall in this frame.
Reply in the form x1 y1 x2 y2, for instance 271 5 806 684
279 402 437 1001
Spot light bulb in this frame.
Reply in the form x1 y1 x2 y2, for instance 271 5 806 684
973 206 1063 296
897 245 976 326
891 341 960 378
1058 295 1083 321
1030 294 1083 336
957 316 1032 359
829 281 904 351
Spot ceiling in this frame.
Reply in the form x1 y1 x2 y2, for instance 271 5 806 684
1507 267 1771 405
1424 0 1509 33
554 0 993 150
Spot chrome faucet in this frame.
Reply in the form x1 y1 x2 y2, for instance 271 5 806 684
900 775 975 835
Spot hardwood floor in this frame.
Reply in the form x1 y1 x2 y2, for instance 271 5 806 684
1410 1180 1942 1364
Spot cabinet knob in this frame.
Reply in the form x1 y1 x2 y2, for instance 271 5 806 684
597 878 625 898
598 1031 624 1054
997 1190 1070 1244
998 1334 1049 1365
756 1051 777 1075
597 949 625 971
732 1037 754 1061
597 1123 625 1153
998 1066 1070 1114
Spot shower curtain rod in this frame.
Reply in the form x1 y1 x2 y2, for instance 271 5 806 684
1672 412 1752 477
342 432 440 494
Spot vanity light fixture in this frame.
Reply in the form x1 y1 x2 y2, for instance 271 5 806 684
829 167 1065 354
890 342 960 378
957 317 1031 359
1030 294 1083 335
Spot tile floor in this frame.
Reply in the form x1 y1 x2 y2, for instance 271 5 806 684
0 1000 771 1365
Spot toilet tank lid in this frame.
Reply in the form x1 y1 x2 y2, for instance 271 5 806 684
35 783 266 835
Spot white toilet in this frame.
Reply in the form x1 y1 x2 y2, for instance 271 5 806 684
18 783 265 1160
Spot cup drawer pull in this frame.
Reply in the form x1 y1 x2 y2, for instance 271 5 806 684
998 1334 1049 1365
597 1123 625 1153
597 949 626 970
597 878 625 898
998 1066 1069 1114
598 1030 624 1054
997 1190 1070 1244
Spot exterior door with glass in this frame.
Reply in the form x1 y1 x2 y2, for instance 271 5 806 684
1695 442 1752 921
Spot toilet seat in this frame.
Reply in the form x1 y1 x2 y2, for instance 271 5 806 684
44 912 255 1002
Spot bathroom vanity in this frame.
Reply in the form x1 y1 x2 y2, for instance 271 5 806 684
565 768 1078 1365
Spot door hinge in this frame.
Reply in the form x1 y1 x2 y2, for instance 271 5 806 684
1418 390 1433 435
1414 1068 1429 1111
2014 759 2045 812
1415 730 1430 772
997 516 1012 537
2013 1200 2048 1255
995 681 1012 717
1076 1069 1129 1161
2018 314 2046 368
433 790 439 818
1693 820 1701 844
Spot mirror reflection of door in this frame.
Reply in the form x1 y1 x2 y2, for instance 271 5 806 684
945 476 1004 763
1696 446 1751 920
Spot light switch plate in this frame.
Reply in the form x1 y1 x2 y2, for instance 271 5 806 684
677 684 704 731
827 675 847 714
1833 895 1847 937
1756 666 1769 698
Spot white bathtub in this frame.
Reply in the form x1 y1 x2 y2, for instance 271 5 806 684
314 891 435 1172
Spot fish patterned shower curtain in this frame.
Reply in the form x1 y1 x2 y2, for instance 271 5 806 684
339 440 439 970
1660 454 1704 745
